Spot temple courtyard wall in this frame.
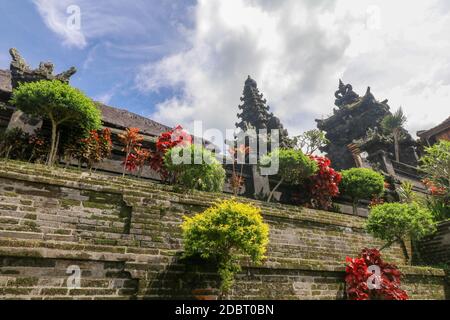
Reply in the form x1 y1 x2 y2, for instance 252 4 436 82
0 161 447 300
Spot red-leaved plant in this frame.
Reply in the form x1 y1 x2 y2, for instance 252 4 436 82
149 125 192 180
307 156 341 210
345 248 408 300
118 128 144 177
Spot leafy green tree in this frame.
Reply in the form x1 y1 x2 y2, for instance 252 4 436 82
164 144 226 192
260 148 318 202
366 202 436 264
293 129 329 155
381 107 407 162
340 168 385 214
10 80 101 165
181 200 269 293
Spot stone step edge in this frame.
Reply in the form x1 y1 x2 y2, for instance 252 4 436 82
0 240 444 277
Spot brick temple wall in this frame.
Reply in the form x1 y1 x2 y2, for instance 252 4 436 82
419 221 450 266
0 161 447 300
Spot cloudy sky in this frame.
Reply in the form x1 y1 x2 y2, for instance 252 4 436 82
0 0 449 138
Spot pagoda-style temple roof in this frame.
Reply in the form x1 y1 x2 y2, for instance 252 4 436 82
96 102 171 137
417 116 450 143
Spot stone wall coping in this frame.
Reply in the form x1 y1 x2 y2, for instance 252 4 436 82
0 160 367 230
0 238 445 277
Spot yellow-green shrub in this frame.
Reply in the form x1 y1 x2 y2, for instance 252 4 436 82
181 200 270 292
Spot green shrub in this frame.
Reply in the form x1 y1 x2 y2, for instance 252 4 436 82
259 148 318 202
340 168 385 213
181 200 269 292
10 80 101 165
164 144 225 192
420 140 450 221
366 202 436 263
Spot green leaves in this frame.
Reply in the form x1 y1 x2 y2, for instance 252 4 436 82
10 80 101 130
181 200 270 292
366 202 436 243
164 144 226 192
260 148 318 184
381 107 407 134
340 168 385 203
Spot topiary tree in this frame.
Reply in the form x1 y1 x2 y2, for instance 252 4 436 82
10 80 102 165
181 200 269 293
164 144 225 192
340 168 385 214
260 148 318 202
366 202 435 264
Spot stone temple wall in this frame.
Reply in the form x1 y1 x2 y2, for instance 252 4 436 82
0 161 447 300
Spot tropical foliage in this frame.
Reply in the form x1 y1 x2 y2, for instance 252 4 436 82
340 168 385 214
381 108 407 162
260 148 318 202
366 202 435 263
149 125 192 180
307 155 342 210
420 140 450 221
181 200 269 292
345 248 408 300
164 144 225 192
10 80 102 165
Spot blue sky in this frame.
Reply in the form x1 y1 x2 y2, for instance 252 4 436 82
0 0 195 120
0 0 449 137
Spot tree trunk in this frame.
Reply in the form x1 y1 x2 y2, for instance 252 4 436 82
398 238 410 265
352 201 358 215
47 119 58 166
393 129 400 162
267 178 284 203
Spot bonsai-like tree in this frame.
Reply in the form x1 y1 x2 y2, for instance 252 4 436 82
381 107 407 162
260 148 318 203
366 202 435 264
10 80 101 165
340 168 385 214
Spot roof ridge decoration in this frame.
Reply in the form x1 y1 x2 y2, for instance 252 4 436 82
9 48 77 88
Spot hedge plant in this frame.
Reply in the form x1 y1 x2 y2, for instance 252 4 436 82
340 168 385 214
366 202 435 264
259 148 318 202
181 200 269 293
164 144 225 192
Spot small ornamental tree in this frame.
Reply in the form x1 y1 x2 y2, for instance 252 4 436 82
345 248 408 300
366 202 435 264
260 148 318 203
307 156 342 210
149 125 192 180
78 128 112 170
118 128 143 177
181 200 269 293
164 144 225 192
340 168 385 214
10 80 102 165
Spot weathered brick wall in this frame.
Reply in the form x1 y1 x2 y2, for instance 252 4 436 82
0 161 447 300
419 221 450 265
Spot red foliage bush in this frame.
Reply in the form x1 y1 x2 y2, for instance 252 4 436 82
149 125 192 179
345 248 408 300
307 156 341 210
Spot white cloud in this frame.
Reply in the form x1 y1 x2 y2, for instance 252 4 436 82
32 0 191 50
136 0 450 137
